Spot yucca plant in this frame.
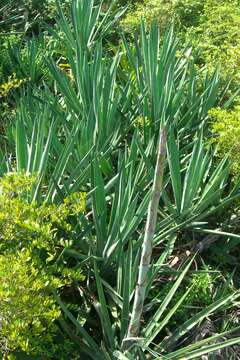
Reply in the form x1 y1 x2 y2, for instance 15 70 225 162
1 0 240 359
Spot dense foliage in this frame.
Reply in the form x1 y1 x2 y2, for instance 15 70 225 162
0 0 240 359
123 0 240 92
0 173 85 357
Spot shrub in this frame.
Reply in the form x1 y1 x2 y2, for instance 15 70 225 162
186 0 240 88
122 0 240 94
152 270 214 327
173 0 204 28
209 104 240 175
0 172 86 357
121 0 205 33
0 250 62 356
1 1 240 358
121 0 174 33
0 73 29 99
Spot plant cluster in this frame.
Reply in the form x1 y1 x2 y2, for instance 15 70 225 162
0 1 240 359
122 0 240 89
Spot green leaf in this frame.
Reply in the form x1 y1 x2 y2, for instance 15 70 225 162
15 116 28 171
93 259 115 349
144 257 194 345
160 291 240 350
167 127 182 212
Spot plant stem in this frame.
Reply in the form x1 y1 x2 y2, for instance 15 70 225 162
122 126 167 351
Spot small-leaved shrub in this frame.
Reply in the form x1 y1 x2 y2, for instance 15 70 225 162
122 0 240 94
121 0 174 33
186 0 240 90
209 104 240 175
0 172 86 358
121 0 204 34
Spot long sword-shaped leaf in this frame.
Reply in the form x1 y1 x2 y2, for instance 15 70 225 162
93 259 115 349
167 127 182 212
160 291 240 350
144 257 194 345
54 293 105 360
166 337 240 360
161 326 240 359
15 116 28 171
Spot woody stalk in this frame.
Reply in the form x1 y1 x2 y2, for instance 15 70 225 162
122 126 167 350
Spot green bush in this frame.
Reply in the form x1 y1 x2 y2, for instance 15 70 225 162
173 0 204 28
186 0 240 88
121 0 205 33
0 172 85 357
122 0 240 93
152 270 214 327
0 251 62 356
121 0 174 33
209 104 240 175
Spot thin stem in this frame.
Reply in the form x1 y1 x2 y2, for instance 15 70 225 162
122 127 167 351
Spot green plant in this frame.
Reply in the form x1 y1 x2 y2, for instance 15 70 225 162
0 172 85 357
35 2 240 358
1 0 240 358
0 34 52 138
185 0 240 87
121 0 174 33
0 0 72 33
0 1 23 31
121 0 205 34
0 250 61 356
151 269 215 328
122 0 240 97
209 104 240 174
0 73 29 98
